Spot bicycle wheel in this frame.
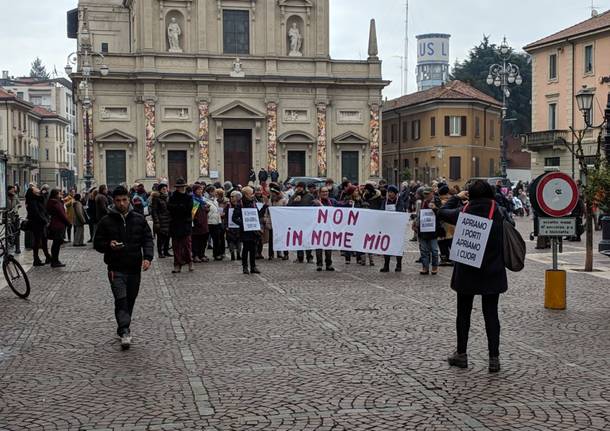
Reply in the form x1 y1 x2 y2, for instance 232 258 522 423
3 256 30 299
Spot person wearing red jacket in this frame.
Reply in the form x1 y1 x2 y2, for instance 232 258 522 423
46 189 72 268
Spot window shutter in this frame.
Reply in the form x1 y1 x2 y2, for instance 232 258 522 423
460 116 467 136
444 116 450 136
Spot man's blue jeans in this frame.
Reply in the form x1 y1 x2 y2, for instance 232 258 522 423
419 238 439 270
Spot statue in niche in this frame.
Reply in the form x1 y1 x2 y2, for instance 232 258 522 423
288 22 303 56
167 17 182 53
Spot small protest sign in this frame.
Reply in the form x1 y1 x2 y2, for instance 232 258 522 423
449 212 493 268
228 208 238 228
419 209 436 232
242 208 261 232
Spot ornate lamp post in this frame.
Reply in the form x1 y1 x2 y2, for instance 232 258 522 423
64 19 109 191
486 37 523 178
600 93 610 256
571 86 609 264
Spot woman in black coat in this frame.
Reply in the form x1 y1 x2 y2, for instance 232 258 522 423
151 184 172 258
436 180 507 373
232 186 265 275
25 186 52 266
167 179 193 273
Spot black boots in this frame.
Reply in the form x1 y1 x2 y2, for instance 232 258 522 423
447 352 468 369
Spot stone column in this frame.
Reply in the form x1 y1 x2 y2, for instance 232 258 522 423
316 103 328 177
266 101 278 171
197 100 210 177
144 100 157 178
369 103 380 178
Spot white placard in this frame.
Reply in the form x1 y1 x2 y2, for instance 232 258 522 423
269 207 409 256
242 208 261 232
210 170 219 179
419 209 436 233
228 208 238 229
450 212 494 268
256 202 264 211
385 204 396 212
539 218 576 236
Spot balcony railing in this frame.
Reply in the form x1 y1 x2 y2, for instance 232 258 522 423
523 130 570 151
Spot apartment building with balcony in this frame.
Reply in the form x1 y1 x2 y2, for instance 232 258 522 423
523 10 610 179
1 73 77 188
0 88 40 192
382 80 502 186
0 89 69 192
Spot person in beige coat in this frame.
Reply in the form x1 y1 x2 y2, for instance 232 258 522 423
73 194 87 246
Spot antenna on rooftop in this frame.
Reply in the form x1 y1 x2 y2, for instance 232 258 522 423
590 0 600 17
404 0 409 94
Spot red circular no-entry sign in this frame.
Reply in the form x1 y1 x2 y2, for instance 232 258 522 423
535 172 579 217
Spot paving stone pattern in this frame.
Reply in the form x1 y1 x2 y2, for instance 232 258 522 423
1 219 609 430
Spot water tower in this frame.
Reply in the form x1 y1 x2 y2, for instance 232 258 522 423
416 33 451 91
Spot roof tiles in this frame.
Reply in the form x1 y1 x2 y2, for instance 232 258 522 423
383 80 502 112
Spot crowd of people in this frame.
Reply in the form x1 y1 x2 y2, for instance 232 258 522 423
13 175 570 274
9 173 585 369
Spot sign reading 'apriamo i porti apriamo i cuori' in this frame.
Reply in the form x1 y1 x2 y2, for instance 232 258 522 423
449 212 494 268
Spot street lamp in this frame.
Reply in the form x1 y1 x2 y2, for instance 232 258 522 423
576 86 595 126
486 36 523 178
599 93 610 256
64 18 109 191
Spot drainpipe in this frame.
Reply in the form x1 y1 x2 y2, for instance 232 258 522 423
570 40 576 179
397 110 402 185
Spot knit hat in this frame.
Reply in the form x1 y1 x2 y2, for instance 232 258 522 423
387 185 399 194
422 186 433 195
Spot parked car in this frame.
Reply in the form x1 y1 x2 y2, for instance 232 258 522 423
283 177 326 189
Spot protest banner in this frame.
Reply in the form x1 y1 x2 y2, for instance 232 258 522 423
419 209 436 232
269 207 409 256
228 208 238 228
449 212 493 268
242 208 261 232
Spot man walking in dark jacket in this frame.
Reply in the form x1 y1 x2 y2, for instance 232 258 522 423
94 186 154 350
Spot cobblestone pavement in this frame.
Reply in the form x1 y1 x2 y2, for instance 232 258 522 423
1 217 610 430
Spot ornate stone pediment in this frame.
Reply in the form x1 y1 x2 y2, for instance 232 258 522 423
94 129 136 144
278 0 313 7
332 131 369 145
157 129 198 143
210 101 266 120
278 131 315 144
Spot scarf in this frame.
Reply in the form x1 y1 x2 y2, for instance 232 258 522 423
192 194 206 219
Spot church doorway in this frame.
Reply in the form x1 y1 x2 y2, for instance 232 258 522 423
168 150 188 186
287 151 306 177
106 150 127 192
224 129 252 185
341 151 359 183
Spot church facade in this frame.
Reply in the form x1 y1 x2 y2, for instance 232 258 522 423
70 0 388 189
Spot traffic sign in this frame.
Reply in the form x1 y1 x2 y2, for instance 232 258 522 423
539 218 576 236
535 172 579 218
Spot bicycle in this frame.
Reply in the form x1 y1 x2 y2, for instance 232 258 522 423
0 209 30 299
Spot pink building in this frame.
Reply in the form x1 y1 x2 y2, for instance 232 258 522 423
524 10 610 179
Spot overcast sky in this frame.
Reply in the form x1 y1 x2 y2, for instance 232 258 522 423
1 0 608 100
